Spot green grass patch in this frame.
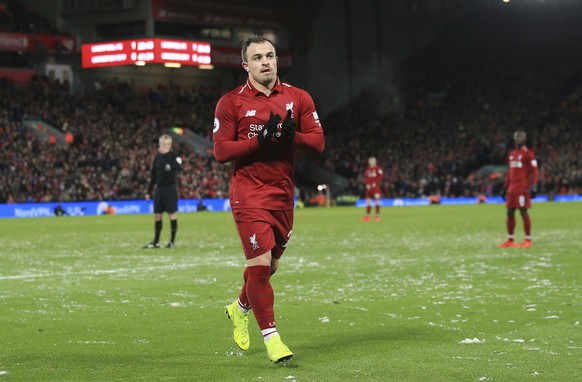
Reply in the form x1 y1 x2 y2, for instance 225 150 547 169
0 203 581 381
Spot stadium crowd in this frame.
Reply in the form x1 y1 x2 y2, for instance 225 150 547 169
0 76 229 203
321 12 582 199
0 0 62 35
1 3 581 204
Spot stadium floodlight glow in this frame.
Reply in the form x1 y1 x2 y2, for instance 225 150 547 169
198 64 214 70
317 184 328 191
135 61 146 66
164 62 181 68
503 0 509 2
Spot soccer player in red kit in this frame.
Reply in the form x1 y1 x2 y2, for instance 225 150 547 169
499 130 539 248
361 157 383 221
213 35 325 363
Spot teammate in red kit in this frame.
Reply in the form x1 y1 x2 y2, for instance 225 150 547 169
361 157 383 222
213 35 325 363
499 130 539 248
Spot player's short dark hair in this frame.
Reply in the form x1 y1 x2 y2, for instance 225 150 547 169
241 35 275 62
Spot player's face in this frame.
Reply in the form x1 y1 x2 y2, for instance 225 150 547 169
242 42 278 88
159 138 172 154
514 132 526 147
369 157 377 167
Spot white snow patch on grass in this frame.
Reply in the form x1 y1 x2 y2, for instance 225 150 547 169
459 338 483 344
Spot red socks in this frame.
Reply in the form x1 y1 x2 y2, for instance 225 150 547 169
375 205 380 215
366 206 371 214
245 265 275 331
238 267 252 310
523 214 531 237
507 215 516 238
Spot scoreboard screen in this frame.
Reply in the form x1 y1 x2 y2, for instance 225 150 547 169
81 38 211 68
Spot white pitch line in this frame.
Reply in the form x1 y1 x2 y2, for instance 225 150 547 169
0 263 201 280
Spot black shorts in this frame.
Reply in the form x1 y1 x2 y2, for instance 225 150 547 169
154 185 178 214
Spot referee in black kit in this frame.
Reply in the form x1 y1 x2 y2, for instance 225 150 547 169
144 134 182 249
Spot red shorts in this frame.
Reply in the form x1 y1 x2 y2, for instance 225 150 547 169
365 188 381 200
506 191 531 209
231 209 294 260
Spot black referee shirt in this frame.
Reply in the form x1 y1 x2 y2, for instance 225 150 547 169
147 152 182 194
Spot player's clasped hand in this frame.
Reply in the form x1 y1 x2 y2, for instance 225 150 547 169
280 109 296 143
258 111 281 145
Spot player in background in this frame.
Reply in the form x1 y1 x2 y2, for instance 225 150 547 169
213 35 325 363
499 130 539 248
144 134 182 249
361 156 383 222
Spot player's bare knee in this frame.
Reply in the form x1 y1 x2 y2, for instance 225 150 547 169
247 251 272 268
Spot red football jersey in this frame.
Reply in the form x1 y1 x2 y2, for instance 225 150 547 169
504 146 539 193
213 78 325 210
364 165 383 190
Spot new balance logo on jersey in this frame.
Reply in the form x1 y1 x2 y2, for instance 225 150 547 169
249 234 260 250
245 110 257 117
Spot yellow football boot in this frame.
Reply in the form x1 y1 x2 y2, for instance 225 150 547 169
264 335 293 363
226 301 250 350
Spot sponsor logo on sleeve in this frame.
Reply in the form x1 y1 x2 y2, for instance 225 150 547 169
213 117 220 133
312 111 321 126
